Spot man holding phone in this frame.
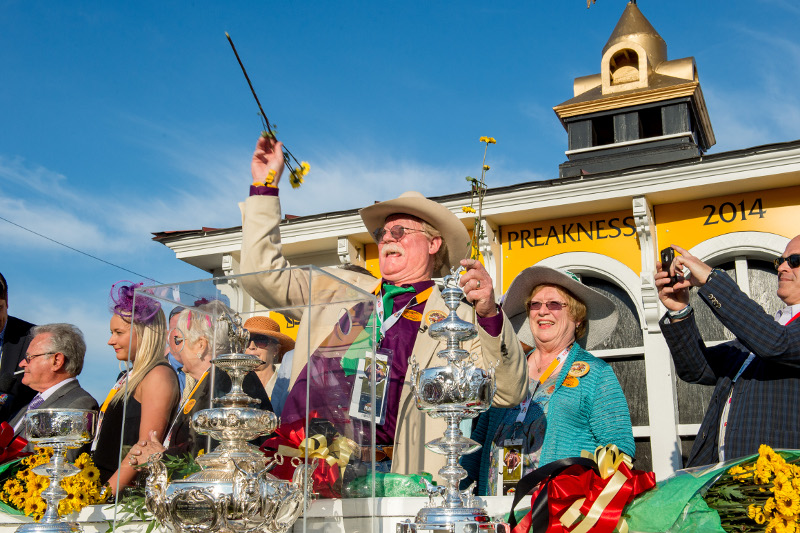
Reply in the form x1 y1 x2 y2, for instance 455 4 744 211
656 235 800 467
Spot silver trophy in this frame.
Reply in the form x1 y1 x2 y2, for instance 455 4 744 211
399 270 509 533
17 409 98 533
144 311 306 533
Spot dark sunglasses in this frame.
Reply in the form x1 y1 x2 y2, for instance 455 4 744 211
249 334 279 350
528 301 568 312
373 225 424 243
774 254 800 270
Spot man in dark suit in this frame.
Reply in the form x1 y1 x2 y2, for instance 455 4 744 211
0 272 36 422
656 236 800 467
10 323 98 449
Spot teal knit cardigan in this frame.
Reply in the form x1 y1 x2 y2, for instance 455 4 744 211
461 344 634 496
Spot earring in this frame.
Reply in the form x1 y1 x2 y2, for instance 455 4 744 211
197 352 203 360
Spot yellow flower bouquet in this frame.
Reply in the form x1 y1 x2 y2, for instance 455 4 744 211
710 444 800 532
623 445 800 532
0 447 106 521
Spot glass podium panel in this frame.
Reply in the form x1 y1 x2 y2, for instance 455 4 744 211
109 266 378 533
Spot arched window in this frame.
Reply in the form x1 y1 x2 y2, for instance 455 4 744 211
610 48 640 85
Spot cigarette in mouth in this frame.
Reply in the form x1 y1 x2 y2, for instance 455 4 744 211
14 370 24 375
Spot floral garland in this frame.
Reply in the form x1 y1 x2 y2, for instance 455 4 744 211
0 448 106 521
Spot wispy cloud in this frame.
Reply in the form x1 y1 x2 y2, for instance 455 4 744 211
703 22 800 152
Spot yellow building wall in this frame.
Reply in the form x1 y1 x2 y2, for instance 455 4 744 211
500 209 640 292
365 243 380 278
654 185 800 251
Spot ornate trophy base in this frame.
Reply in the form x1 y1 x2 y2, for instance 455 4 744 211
16 522 82 533
398 507 510 533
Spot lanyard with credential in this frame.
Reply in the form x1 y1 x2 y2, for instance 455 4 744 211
732 310 800 383
735 311 800 382
376 286 433 337
163 370 208 448
516 346 571 424
91 372 128 451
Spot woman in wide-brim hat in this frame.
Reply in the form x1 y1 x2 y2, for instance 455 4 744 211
461 266 634 496
244 315 295 398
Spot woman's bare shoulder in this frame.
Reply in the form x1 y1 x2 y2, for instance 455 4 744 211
139 364 179 392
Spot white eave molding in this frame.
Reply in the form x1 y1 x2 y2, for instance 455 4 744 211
160 143 800 263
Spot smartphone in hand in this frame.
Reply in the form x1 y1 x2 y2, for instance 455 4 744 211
660 247 681 286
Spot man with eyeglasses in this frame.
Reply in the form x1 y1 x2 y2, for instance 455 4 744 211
9 324 98 452
0 271 36 423
656 236 800 467
239 135 527 478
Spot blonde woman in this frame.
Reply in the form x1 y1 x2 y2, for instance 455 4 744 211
92 281 180 494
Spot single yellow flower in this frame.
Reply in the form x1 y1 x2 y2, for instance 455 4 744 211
478 136 497 144
79 465 100 483
300 161 310 175
264 169 277 185
462 206 476 214
73 453 90 470
729 465 749 478
483 165 490 171
290 172 304 189
766 498 778 514
776 489 800 518
58 500 73 517
28 476 47 494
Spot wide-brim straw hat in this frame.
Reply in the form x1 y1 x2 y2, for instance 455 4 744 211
243 316 295 355
359 191 470 277
503 266 618 350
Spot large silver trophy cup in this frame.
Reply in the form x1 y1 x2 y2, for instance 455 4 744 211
399 271 509 533
144 312 306 533
17 409 98 533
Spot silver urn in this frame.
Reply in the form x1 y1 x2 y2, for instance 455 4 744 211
144 312 306 533
17 409 98 533
400 270 509 533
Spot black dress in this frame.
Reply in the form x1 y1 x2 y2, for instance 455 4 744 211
92 362 178 483
164 368 273 458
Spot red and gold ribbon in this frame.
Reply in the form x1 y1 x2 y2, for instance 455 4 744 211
0 421 29 464
509 445 656 533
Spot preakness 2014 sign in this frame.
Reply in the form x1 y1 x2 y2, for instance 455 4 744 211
500 185 800 292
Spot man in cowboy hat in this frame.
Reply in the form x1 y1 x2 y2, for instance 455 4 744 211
239 135 527 477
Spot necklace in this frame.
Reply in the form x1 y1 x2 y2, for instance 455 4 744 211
530 345 572 384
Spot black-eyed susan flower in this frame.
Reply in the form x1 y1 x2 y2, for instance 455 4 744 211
776 489 800 518
79 465 100 483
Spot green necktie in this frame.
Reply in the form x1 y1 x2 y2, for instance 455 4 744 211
340 284 415 376
378 284 416 333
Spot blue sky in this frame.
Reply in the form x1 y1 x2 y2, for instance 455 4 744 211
3 0 800 402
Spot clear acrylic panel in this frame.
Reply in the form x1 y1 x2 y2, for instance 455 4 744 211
110 266 378 532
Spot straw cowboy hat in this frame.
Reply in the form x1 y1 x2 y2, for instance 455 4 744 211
359 191 470 277
502 266 619 350
243 316 295 355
